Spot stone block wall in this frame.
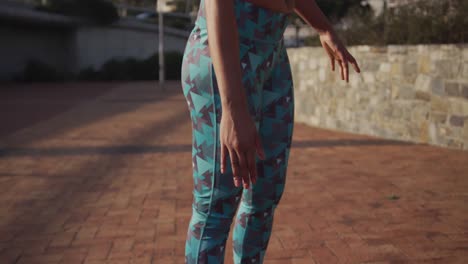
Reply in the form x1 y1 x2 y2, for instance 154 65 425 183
287 45 468 150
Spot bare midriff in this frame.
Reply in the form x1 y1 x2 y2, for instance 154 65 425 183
244 0 295 14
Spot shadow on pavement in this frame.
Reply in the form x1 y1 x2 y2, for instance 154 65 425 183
0 139 416 159
0 81 189 262
0 81 182 145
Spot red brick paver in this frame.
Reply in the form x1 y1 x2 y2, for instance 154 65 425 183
0 81 467 264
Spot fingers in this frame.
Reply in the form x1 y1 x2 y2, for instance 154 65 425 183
322 36 360 81
235 150 250 189
226 136 263 188
344 60 349 83
220 144 227 174
338 55 353 83
228 148 251 188
332 48 360 83
246 149 257 185
339 59 345 81
221 125 264 189
255 132 265 160
349 56 361 73
323 43 336 72
228 148 242 187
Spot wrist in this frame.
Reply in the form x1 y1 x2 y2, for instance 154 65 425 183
317 26 335 37
221 98 249 115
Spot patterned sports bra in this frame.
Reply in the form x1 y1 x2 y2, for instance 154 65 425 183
195 0 291 44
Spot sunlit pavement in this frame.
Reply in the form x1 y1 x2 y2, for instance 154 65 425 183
0 81 467 264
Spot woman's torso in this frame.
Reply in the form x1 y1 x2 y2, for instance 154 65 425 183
193 0 291 45
182 0 293 93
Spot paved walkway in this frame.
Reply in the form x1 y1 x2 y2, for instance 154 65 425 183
0 81 467 264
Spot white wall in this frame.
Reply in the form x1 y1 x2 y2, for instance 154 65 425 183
72 24 188 72
0 19 189 80
0 26 72 80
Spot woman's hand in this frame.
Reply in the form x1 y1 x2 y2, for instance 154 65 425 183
319 30 361 82
220 107 265 189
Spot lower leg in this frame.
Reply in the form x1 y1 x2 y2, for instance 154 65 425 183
185 205 237 264
232 201 277 263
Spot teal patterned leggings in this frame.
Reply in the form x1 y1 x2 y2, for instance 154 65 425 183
181 1 294 263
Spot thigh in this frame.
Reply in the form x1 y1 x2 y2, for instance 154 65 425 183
242 46 295 211
182 31 240 218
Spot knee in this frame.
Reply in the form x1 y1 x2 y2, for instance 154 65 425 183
191 190 242 226
240 182 286 215
238 198 278 217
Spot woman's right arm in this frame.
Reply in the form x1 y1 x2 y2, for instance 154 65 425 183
205 0 265 189
205 0 246 111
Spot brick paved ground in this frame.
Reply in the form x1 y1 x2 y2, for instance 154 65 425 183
0 81 467 264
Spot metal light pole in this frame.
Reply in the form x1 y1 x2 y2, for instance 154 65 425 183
157 0 165 90
185 0 193 13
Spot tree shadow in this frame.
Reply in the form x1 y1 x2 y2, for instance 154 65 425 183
291 138 416 148
0 81 189 262
0 138 415 159
0 144 192 158
0 81 182 146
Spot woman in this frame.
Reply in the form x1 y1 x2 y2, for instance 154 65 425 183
181 0 360 263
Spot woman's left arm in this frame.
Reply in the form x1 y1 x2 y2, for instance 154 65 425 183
293 0 361 82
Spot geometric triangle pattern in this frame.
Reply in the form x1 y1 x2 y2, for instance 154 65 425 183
182 1 294 263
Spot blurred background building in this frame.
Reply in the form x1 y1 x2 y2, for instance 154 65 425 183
0 0 397 81
0 0 192 82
